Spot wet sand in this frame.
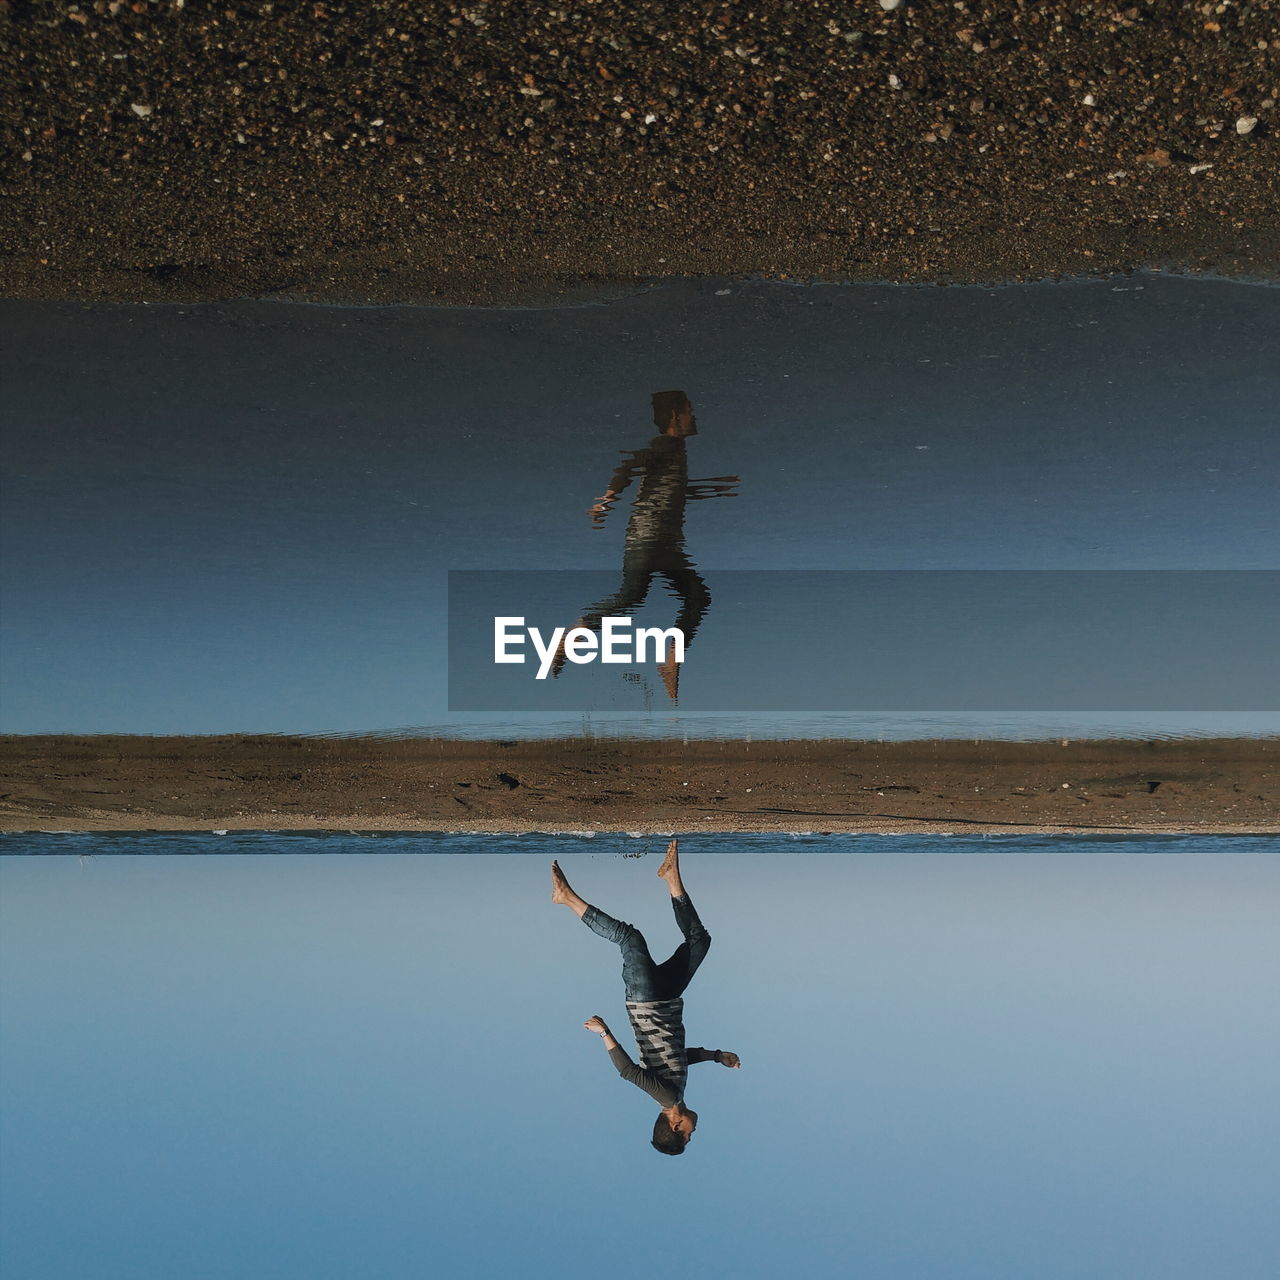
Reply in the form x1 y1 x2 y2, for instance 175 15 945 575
3 4 1279 305
2 735 1275 835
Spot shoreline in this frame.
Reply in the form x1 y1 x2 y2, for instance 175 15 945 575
7 264 1280 315
4 735 1275 836
8 203 1277 313
6 823 1278 838
8 252 1280 313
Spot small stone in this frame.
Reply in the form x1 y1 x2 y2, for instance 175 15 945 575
878 0 903 9
1083 93 1097 106
130 103 152 117
1235 115 1258 134
22 150 33 161
1189 162 1214 173
1137 147 1171 166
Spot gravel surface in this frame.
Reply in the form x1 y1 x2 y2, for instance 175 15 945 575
3 1 1279 303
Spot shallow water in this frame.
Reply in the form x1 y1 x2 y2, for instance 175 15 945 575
4 830 1280 855
3 848 1278 1280
2 274 1277 738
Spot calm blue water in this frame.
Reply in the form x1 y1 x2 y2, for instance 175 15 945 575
3 273 1277 739
4 830 1279 855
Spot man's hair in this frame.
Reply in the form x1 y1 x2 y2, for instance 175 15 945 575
651 1113 689 1156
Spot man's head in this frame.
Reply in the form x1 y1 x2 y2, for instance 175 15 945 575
652 389 697 438
652 1104 698 1155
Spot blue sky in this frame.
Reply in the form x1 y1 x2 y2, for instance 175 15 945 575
3 848 1279 1280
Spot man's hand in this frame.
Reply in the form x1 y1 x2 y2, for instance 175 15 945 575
584 1016 611 1036
719 1051 742 1069
588 490 618 526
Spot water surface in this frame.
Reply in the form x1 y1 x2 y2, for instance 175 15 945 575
3 275 1276 738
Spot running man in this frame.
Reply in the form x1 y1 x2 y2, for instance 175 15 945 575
550 839 741 1155
550 390 738 701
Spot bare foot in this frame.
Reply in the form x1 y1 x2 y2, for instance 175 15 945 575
657 839 680 882
550 618 588 679
551 859 572 903
551 860 589 917
657 839 687 897
659 655 680 702
549 637 568 679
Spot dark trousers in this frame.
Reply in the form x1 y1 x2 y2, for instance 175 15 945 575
583 894 711 1002
577 547 712 650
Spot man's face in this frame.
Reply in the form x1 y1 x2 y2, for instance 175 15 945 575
665 404 697 437
670 1107 698 1137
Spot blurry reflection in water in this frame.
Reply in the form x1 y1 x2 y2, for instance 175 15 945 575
3 275 1277 736
549 390 739 702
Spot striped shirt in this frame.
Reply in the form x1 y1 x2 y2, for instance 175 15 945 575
605 999 721 1106
626 997 689 1096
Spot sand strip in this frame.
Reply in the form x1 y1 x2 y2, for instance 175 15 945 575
2 735 1275 836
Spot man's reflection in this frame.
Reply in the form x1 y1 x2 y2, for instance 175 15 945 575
551 840 740 1155
552 390 738 701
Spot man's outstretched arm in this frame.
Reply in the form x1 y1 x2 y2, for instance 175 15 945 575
584 1015 679 1106
687 1047 742 1068
584 1015 620 1052
587 456 644 525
